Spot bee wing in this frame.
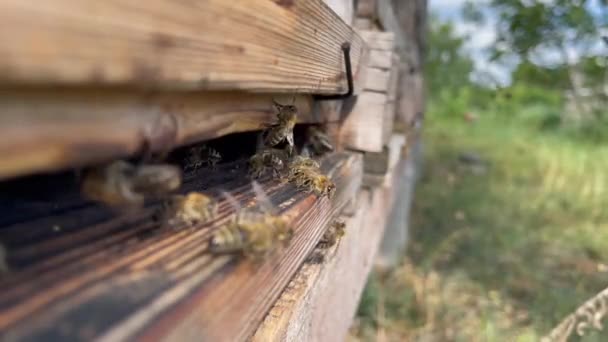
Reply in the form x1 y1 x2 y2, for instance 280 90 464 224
251 181 277 215
221 190 243 220
286 132 294 147
301 145 312 158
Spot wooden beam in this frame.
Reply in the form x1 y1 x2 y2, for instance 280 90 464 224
364 68 391 93
0 0 366 94
0 89 334 180
362 134 405 187
0 152 363 342
340 30 394 153
323 0 354 24
375 0 409 56
341 91 387 152
358 31 395 51
253 157 404 341
377 139 421 268
356 0 377 18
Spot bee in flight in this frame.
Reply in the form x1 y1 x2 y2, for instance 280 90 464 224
249 147 290 179
208 182 293 261
303 126 334 157
263 99 298 149
162 192 218 227
81 160 181 208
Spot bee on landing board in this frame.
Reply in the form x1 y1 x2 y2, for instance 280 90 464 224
162 192 218 227
263 99 298 149
185 145 222 171
208 182 293 261
318 220 346 248
81 160 181 208
286 157 335 199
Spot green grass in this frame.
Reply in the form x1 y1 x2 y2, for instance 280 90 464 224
351 108 608 341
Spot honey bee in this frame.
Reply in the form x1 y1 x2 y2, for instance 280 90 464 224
290 155 320 170
185 145 222 171
305 126 334 157
208 182 294 261
287 159 335 198
81 160 181 208
318 221 346 248
249 148 289 179
162 192 218 227
263 100 298 148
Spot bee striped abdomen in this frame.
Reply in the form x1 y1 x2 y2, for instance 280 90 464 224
209 225 247 254
264 126 287 147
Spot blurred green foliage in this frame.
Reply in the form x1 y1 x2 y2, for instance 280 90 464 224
351 6 608 342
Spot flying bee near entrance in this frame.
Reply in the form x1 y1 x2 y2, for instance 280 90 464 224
81 160 181 208
303 126 334 157
249 147 290 179
161 192 218 228
209 182 293 261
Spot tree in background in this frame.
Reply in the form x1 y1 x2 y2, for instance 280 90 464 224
424 17 484 118
465 0 607 117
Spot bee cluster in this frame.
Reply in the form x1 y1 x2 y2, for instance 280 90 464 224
77 98 339 263
249 99 337 199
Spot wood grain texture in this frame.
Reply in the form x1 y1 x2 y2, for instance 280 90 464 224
0 152 362 342
253 160 404 342
0 0 366 94
0 89 328 180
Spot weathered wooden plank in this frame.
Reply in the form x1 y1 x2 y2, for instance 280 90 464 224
0 152 363 342
354 18 374 30
253 158 403 341
377 139 421 268
0 89 327 181
362 134 405 187
0 0 366 94
340 91 387 152
387 54 401 101
376 0 409 55
356 0 377 18
368 50 393 69
323 0 354 24
358 31 395 51
383 101 396 145
364 68 391 92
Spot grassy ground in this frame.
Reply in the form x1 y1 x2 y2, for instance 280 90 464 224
351 109 608 341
